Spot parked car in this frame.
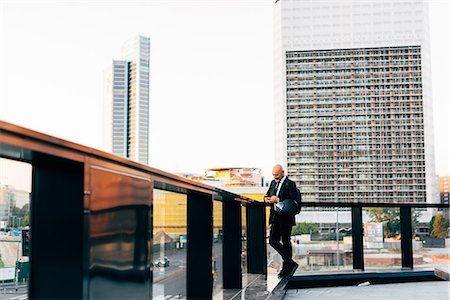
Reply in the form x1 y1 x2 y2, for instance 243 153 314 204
154 256 170 268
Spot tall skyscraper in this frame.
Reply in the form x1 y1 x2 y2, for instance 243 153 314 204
274 0 436 203
104 35 151 165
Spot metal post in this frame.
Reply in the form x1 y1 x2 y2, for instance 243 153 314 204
351 206 364 270
400 206 413 269
29 155 84 300
186 191 213 299
336 207 340 270
15 241 19 291
246 203 267 275
222 200 242 289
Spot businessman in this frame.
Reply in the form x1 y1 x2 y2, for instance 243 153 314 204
265 164 300 278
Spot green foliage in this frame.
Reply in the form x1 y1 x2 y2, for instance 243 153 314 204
429 213 449 237
8 203 30 228
368 208 400 238
367 207 421 238
22 203 30 226
411 208 422 234
431 212 448 238
292 222 320 236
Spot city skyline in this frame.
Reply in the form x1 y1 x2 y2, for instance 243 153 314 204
0 1 448 185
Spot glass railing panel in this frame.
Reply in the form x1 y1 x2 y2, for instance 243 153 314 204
267 206 352 274
363 207 402 270
289 207 352 273
0 158 31 298
88 165 152 299
152 189 187 299
241 205 247 274
413 207 450 270
212 200 223 296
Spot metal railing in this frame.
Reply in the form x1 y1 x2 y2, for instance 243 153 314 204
0 121 267 299
298 201 447 271
1 120 447 298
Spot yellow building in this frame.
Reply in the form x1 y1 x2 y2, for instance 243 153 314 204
204 167 263 187
153 190 225 242
153 185 270 242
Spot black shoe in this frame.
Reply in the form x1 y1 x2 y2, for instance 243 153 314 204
285 260 299 277
277 268 287 278
277 260 291 278
277 262 288 278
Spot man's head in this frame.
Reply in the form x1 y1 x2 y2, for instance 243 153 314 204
272 164 285 182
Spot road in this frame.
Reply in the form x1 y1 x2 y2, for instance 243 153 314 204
0 241 225 299
0 282 27 300
153 242 224 298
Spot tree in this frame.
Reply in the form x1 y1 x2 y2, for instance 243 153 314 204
23 209 30 227
411 208 422 235
8 204 30 228
292 222 320 236
368 208 400 238
20 203 30 226
367 207 421 238
429 215 435 233
431 212 448 238
429 213 449 237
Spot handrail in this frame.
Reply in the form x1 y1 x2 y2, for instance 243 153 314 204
1 119 267 298
1 120 447 299
0 120 259 204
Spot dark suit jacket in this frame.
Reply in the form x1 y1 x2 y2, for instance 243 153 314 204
265 176 299 226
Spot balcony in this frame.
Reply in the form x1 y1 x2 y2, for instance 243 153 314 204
0 120 448 299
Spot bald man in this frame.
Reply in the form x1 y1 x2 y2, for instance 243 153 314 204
265 164 300 278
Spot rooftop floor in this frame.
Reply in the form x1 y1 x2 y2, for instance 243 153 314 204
285 281 450 300
216 266 450 300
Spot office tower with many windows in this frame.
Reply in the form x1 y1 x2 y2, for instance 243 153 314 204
104 35 151 165
274 0 436 203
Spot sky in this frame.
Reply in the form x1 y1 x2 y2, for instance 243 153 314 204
0 0 449 192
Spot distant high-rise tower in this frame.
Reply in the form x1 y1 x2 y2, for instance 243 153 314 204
274 0 436 203
104 35 150 164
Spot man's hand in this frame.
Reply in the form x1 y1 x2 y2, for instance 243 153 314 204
265 196 279 203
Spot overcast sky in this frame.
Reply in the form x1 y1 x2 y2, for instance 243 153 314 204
0 0 448 191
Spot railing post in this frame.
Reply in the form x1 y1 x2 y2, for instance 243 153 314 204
351 206 364 270
222 200 242 289
246 203 267 275
29 154 84 300
187 191 213 299
400 206 413 269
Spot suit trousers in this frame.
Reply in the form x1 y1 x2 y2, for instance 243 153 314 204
269 215 293 263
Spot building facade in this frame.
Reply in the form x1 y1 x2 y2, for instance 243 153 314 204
274 0 436 203
440 176 449 205
0 184 30 228
104 35 151 165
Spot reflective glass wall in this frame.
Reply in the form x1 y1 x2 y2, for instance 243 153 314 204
152 189 187 299
88 165 151 300
212 200 223 297
241 206 247 274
